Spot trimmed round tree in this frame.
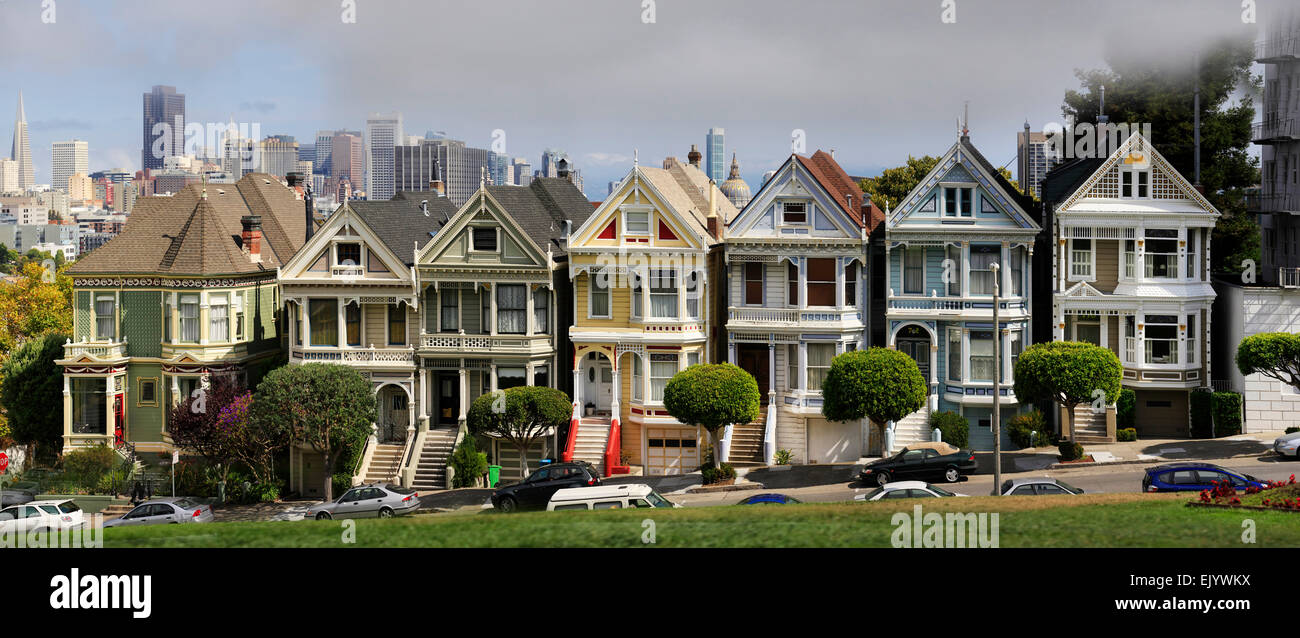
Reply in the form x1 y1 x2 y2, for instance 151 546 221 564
467 385 571 479
663 363 760 469
821 348 927 446
1236 332 1300 392
251 363 376 501
1012 341 1122 445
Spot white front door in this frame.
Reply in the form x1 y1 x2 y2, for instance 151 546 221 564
584 360 612 411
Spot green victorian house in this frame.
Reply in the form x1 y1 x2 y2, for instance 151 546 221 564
58 173 310 457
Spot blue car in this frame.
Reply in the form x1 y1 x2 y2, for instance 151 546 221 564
737 493 802 505
1142 463 1268 493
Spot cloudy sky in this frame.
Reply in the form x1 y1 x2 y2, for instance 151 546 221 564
0 0 1272 198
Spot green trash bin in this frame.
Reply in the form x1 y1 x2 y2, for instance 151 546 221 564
488 465 501 488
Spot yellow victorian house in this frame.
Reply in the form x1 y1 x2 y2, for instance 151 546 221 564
564 154 737 476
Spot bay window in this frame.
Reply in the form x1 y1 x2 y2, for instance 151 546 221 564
497 367 526 390
1186 314 1198 365
590 273 610 318
649 270 676 318
946 245 961 296
969 244 999 295
787 344 798 390
807 343 834 392
1070 239 1092 278
649 354 676 402
947 328 961 382
346 303 361 346
95 294 115 340
209 294 229 342
787 262 799 306
806 258 835 307
180 295 200 343
481 290 491 334
441 289 459 332
1123 240 1136 279
533 288 549 333
685 270 700 319
632 356 644 402
309 299 338 346
1186 230 1199 279
1144 229 1178 279
387 304 406 345
496 284 527 334
844 261 858 307
533 365 549 388
1011 247 1024 295
969 331 995 381
1144 314 1178 364
903 247 923 295
70 378 106 435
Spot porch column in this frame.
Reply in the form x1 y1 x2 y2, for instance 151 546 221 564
104 376 115 442
835 257 845 307
728 342 736 364
797 259 807 310
62 375 72 448
418 368 430 430
407 376 416 436
610 368 621 419
337 299 347 348
488 283 497 335
302 299 312 347
199 294 209 346
1055 306 1065 341
768 342 777 399
929 343 939 411
457 369 469 421
489 364 498 392
572 359 582 406
1177 227 1187 283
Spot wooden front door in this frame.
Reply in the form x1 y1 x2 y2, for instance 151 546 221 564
737 345 770 404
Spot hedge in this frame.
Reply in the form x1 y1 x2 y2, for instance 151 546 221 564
928 411 969 448
1190 389 1214 438
1212 391 1243 437
1116 388 1136 429
1007 409 1053 449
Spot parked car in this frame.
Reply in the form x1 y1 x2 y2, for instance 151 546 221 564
492 461 602 513
1142 463 1269 492
103 497 214 528
0 499 85 533
1000 477 1084 496
737 493 802 505
306 483 421 520
1273 431 1300 458
855 481 967 501
546 484 679 511
0 483 36 507
856 442 977 486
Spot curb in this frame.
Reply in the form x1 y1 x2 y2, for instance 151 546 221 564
685 483 764 494
1046 452 1272 471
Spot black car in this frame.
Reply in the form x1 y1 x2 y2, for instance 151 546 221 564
491 462 602 512
856 442 977 486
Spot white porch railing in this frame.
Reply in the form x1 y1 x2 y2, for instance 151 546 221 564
419 333 548 352
291 346 415 366
1281 267 1300 289
62 339 127 361
727 307 861 325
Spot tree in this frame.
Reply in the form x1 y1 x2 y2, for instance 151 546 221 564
467 385 570 478
0 261 73 355
662 363 760 469
250 363 375 501
1012 341 1122 444
1236 332 1300 392
0 332 69 459
168 377 278 485
857 156 940 211
821 349 927 443
1062 35 1260 273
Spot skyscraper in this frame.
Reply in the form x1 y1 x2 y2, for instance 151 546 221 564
331 132 364 188
11 91 34 191
141 85 186 173
365 112 403 200
539 148 564 178
52 139 89 193
705 127 725 184
314 130 334 177
395 136 493 205
1016 127 1062 199
512 157 533 187
257 135 300 177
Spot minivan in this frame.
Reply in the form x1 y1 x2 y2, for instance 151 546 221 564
546 484 680 511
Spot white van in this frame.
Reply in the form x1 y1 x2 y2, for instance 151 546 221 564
546 484 680 511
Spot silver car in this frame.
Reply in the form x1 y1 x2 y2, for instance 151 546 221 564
306 484 420 520
1274 431 1300 458
103 497 214 527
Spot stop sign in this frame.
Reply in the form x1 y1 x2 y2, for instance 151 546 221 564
0 452 8 473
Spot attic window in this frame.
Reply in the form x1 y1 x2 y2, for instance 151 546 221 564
472 227 497 252
782 202 807 224
336 243 361 266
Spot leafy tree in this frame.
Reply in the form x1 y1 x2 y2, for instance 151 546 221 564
662 363 760 469
821 348 927 438
1062 35 1260 273
250 363 375 500
1012 341 1122 444
1236 332 1300 392
0 261 73 355
467 385 570 478
168 378 276 485
0 332 69 458
858 156 940 211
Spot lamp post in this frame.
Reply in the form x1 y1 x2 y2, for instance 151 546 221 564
990 263 1002 495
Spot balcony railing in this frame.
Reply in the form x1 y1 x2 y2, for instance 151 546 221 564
1251 117 1300 143
291 346 415 366
62 338 127 361
1248 191 1300 213
727 307 861 325
419 332 551 353
1281 267 1300 289
887 297 1025 314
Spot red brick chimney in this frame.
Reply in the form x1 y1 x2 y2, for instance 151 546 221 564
241 214 262 262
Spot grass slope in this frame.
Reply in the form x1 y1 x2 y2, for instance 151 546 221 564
100 493 1300 548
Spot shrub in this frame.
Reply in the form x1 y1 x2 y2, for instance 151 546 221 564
1116 388 1136 429
1287 427 1300 434
449 437 489 488
1007 409 1052 449
701 463 736 485
61 445 119 491
1013 341 1121 443
1190 389 1214 438
928 411 969 448
822 348 926 425
1057 441 1085 461
663 363 760 470
1117 428 1137 442
1212 392 1243 437
332 473 353 498
774 449 793 466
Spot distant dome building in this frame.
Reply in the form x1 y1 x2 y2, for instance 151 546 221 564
718 153 751 209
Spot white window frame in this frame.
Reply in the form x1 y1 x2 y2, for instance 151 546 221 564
623 207 651 236
179 294 200 343
94 293 116 341
943 185 974 217
781 201 809 225
469 226 500 253
588 272 611 319
1069 238 1095 281
1120 167 1150 198
209 293 229 343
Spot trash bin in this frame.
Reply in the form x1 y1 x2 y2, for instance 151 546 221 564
488 465 501 488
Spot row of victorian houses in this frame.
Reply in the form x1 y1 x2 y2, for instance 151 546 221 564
53 129 1225 496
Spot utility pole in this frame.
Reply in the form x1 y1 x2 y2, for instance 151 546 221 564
991 262 1002 495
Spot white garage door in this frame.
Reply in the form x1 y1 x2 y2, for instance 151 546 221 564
647 427 700 476
807 418 862 464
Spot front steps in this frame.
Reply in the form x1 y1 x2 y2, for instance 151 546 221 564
362 442 405 484
571 418 611 476
728 413 766 467
891 406 932 454
1067 406 1112 444
411 428 458 492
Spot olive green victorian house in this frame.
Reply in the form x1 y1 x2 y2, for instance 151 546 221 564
58 174 310 457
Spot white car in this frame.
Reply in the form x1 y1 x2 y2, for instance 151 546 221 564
855 481 968 501
0 499 85 533
1274 432 1300 458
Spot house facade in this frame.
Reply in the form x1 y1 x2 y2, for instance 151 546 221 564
58 174 308 457
564 156 736 476
1042 132 1219 438
723 150 879 465
885 135 1040 451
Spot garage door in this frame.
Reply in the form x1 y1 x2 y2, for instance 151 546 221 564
1135 390 1189 437
647 427 700 475
807 418 862 463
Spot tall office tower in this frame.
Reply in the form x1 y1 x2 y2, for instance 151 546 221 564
394 137 493 205
0 158 20 193
511 157 532 187
141 85 186 173
490 152 510 186
394 140 440 193
705 127 725 184
330 132 364 189
1016 126 1063 199
365 112 403 200
314 130 334 176
52 139 89 193
539 148 564 178
11 91 34 191
257 135 300 177
221 120 254 179
299 143 315 164
67 173 93 202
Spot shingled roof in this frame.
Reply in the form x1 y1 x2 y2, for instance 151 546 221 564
796 150 867 227
69 173 311 276
485 177 594 257
348 192 454 265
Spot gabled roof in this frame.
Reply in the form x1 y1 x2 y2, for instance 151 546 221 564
485 177 594 256
1040 158 1106 207
638 160 737 243
888 135 1039 231
1053 132 1220 216
69 173 310 276
796 151 866 227
348 192 453 265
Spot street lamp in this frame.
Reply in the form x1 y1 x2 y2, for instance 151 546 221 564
990 262 1002 495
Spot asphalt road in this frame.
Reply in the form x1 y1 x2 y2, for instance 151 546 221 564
672 454 1300 507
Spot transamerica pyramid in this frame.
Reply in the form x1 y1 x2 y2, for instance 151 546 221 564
11 90 34 191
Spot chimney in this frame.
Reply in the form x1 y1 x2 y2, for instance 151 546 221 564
304 181 315 242
241 215 263 262
557 158 570 180
429 157 445 196
688 144 702 168
707 179 720 239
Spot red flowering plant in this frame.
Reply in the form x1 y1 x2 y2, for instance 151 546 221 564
1213 474 1300 510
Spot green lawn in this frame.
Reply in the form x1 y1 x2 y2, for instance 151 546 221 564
99 494 1300 548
